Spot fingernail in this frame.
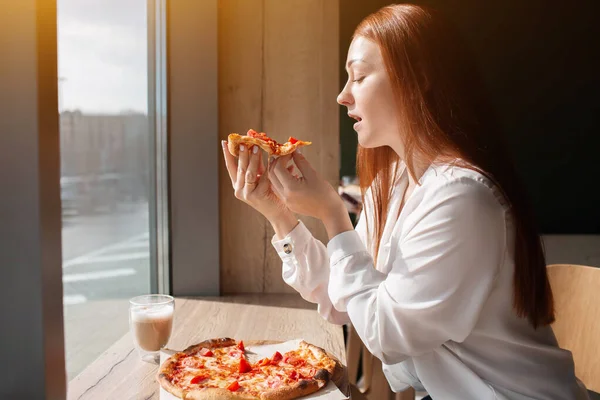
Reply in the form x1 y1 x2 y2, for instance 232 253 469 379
253 146 258 154
297 148 302 155
221 140 226 148
240 144 246 152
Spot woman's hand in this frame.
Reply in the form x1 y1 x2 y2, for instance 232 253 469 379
221 141 290 223
269 152 353 239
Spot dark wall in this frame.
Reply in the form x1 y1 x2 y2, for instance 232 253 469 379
339 0 600 234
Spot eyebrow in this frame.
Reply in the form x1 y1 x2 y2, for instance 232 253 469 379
345 58 368 69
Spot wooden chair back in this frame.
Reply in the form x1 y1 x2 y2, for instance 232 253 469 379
547 264 600 393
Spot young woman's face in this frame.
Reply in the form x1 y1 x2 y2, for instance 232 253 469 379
338 36 402 150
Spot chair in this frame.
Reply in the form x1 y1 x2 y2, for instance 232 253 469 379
346 324 416 399
547 264 600 393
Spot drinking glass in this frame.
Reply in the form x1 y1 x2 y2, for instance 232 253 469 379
129 294 175 364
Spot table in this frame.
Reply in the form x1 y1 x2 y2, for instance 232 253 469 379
68 294 348 399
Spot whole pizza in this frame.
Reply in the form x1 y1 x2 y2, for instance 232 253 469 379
157 337 340 400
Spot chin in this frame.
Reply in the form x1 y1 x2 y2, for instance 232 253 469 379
357 134 378 149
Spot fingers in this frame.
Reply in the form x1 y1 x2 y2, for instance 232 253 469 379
234 144 249 198
222 140 238 185
243 146 260 197
292 151 317 181
268 157 285 195
257 152 266 175
256 152 271 193
271 154 297 189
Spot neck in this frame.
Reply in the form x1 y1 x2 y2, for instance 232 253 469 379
389 142 431 188
392 146 430 187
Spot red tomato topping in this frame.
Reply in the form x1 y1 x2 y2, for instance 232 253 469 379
272 351 283 362
190 375 208 384
284 356 305 367
247 129 279 145
239 357 252 373
288 137 299 144
227 381 240 391
237 340 245 352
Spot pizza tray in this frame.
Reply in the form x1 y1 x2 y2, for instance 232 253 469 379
159 339 349 399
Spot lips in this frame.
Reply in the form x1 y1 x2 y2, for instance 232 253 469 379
348 113 362 130
348 113 362 122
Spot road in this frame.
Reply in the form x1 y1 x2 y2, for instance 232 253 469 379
62 202 151 380
62 203 151 305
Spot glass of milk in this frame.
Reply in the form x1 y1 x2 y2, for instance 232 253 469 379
129 294 175 364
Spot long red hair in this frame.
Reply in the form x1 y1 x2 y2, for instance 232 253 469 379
354 4 553 328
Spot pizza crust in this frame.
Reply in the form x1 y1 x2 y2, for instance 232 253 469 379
299 341 338 382
181 337 237 355
185 388 258 400
227 134 275 157
157 370 186 399
182 382 319 400
276 141 312 156
261 379 322 400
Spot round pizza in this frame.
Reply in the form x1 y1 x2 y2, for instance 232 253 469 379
227 129 312 157
157 337 339 400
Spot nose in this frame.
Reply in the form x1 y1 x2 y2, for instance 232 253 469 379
337 83 353 106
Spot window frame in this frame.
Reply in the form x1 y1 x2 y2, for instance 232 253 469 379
148 0 171 294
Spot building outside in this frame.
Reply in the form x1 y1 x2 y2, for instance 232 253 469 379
59 111 149 214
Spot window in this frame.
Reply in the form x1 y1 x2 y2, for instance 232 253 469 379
57 0 154 380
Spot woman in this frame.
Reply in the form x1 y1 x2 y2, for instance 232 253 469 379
221 4 588 399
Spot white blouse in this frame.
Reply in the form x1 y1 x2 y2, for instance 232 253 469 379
272 163 588 400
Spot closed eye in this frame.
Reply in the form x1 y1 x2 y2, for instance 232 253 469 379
352 76 365 83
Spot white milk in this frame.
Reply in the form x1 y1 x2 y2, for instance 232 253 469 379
130 304 174 352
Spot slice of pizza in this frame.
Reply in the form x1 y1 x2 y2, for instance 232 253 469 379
227 129 311 157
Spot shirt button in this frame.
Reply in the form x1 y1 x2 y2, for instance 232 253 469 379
283 243 293 254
